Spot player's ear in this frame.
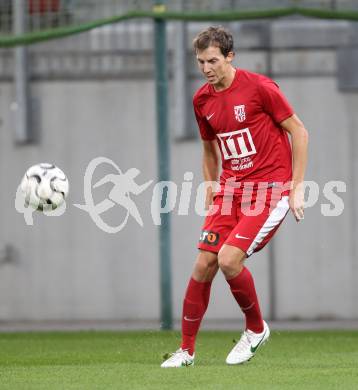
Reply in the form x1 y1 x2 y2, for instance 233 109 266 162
226 51 235 63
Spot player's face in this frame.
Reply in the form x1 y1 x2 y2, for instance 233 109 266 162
196 46 234 87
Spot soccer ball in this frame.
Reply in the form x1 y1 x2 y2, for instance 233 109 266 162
20 163 69 211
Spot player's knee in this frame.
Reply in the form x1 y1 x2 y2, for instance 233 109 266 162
217 251 233 274
217 246 245 276
193 251 218 280
198 251 217 270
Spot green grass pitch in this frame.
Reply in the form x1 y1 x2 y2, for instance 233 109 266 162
0 330 357 389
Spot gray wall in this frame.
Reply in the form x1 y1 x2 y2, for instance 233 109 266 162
0 18 357 324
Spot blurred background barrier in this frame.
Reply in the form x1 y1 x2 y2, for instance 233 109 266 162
1 3 358 47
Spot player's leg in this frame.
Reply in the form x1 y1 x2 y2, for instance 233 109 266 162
161 195 236 368
161 250 218 368
184 194 237 353
219 192 290 364
218 245 264 333
181 250 218 354
218 245 269 366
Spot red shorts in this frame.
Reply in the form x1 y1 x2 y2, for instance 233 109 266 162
198 188 290 256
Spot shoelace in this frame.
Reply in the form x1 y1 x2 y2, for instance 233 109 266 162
234 332 251 353
165 349 190 363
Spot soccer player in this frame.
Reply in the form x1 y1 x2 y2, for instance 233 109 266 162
161 26 308 367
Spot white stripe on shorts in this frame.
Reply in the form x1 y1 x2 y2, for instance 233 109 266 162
246 196 290 256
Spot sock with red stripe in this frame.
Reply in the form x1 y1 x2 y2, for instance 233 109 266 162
181 277 212 355
226 267 264 333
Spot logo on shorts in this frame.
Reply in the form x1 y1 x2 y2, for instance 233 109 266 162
235 233 250 240
199 230 219 246
234 105 246 122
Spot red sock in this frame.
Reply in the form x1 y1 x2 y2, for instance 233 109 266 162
226 267 264 333
181 277 212 355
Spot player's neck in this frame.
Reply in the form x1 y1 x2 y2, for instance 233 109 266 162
213 67 236 92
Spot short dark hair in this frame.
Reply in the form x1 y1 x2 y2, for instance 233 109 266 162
193 26 234 57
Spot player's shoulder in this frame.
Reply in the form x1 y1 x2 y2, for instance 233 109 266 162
239 68 276 87
193 82 211 106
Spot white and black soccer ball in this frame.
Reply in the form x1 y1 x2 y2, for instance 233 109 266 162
20 163 69 211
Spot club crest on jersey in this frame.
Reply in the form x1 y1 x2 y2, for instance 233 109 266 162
234 105 246 122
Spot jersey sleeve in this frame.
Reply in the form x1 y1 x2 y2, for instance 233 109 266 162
258 78 294 124
193 102 216 141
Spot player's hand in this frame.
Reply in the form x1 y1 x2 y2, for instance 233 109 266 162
289 183 305 222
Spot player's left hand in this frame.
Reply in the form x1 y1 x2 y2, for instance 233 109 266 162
289 183 305 222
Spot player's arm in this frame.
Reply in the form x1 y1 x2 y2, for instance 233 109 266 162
202 140 219 210
280 113 309 221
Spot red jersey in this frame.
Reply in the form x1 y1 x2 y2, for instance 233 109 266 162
193 68 293 194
